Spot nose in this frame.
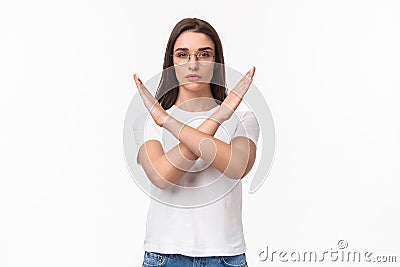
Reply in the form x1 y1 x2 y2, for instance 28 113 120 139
188 55 199 70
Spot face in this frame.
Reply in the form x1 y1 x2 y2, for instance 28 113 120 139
172 31 215 91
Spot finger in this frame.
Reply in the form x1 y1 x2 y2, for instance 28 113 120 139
243 67 255 87
133 73 156 107
134 74 152 99
241 67 255 84
133 73 144 91
230 81 252 101
133 74 141 92
246 66 256 79
134 75 147 101
249 66 256 78
232 70 253 96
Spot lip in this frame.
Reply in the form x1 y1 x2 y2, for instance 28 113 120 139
185 74 201 82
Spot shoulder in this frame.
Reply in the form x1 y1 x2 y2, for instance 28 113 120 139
232 109 260 145
234 110 259 125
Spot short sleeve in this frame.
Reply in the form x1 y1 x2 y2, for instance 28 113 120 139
232 111 260 145
133 112 163 165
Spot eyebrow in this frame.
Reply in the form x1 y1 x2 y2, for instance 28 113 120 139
174 47 214 52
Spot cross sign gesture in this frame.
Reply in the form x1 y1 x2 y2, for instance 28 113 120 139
133 66 255 127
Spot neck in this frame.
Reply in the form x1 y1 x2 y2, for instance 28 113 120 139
174 83 218 112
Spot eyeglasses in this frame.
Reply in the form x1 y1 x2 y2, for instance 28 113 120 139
171 50 215 66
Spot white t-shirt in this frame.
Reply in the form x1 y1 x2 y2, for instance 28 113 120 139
135 104 260 257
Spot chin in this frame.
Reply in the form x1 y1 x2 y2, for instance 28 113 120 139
182 82 208 91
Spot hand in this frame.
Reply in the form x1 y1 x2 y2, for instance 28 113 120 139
133 73 169 127
212 67 255 122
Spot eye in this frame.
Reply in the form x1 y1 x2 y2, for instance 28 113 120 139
198 51 212 58
176 52 188 58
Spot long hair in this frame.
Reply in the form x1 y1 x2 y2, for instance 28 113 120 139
155 18 227 110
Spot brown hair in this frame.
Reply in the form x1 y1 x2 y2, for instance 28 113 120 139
155 18 227 110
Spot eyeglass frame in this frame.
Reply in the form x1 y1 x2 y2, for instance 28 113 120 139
170 50 216 66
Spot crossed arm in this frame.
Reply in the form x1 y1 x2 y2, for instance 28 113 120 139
135 67 257 189
138 111 226 189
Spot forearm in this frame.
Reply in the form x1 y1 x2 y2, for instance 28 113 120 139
163 115 248 179
151 113 225 188
170 113 223 161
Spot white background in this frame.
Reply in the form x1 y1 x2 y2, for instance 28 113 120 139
1 0 399 266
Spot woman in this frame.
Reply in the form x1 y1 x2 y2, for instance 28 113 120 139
134 18 259 266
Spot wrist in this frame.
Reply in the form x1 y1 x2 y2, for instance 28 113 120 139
209 110 226 124
160 114 174 128
162 115 182 139
212 104 234 122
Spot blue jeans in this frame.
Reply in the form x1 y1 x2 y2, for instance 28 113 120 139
142 251 248 267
